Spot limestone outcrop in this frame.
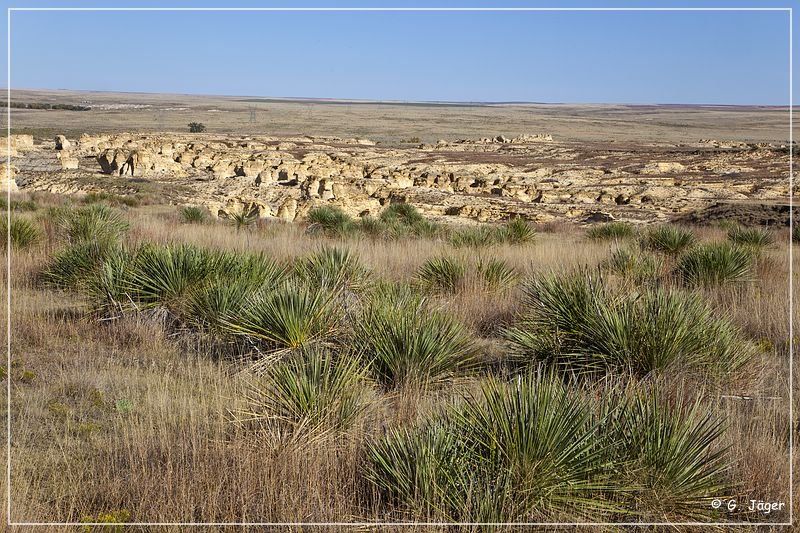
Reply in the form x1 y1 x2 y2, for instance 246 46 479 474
4 132 790 225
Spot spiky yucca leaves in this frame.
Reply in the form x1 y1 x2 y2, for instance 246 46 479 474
603 386 731 521
82 247 137 316
416 256 466 293
677 242 754 287
293 245 370 292
586 222 634 241
1 216 42 249
243 349 370 441
640 225 696 255
222 282 340 356
128 243 222 312
477 257 518 290
793 225 800 243
228 208 258 231
365 373 615 522
179 205 208 224
356 294 476 389
307 206 354 237
449 226 496 248
496 217 536 245
57 204 129 245
380 203 424 226
43 239 121 290
605 247 664 285
727 226 774 248
505 271 749 377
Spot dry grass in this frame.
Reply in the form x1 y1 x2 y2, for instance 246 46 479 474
2 193 797 529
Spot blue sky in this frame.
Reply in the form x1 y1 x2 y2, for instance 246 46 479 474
0 0 796 105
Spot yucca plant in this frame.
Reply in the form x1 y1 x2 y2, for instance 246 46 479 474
640 225 696 255
793 224 800 243
603 386 732 521
180 205 209 224
416 256 466 293
477 258 518 290
357 215 389 239
293 245 370 292
57 204 129 245
1 216 42 249
605 247 664 285
356 294 476 389
43 239 121 289
505 270 749 377
496 217 536 245
184 277 264 335
82 247 136 317
727 225 774 248
222 282 340 356
128 243 221 312
449 226 497 248
586 222 634 241
242 348 371 441
677 242 754 287
380 203 425 226
228 208 258 231
307 206 354 238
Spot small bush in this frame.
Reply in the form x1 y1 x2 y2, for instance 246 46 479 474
449 226 496 248
180 206 208 224
586 222 634 241
605 247 664 285
496 217 536 245
307 206 354 238
504 270 750 377
228 209 258 231
1 216 41 249
477 258 518 290
417 256 466 293
356 294 476 388
43 240 121 289
57 205 129 245
640 225 696 254
188 122 206 133
727 226 774 248
677 243 754 287
380 203 424 227
293 245 370 292
244 348 370 440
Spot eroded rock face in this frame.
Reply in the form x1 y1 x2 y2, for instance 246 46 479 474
5 131 791 225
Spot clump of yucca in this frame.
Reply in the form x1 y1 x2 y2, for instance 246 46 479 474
379 203 425 227
356 292 476 388
586 222 634 241
605 247 664 285
293 245 370 292
677 242 754 287
365 373 732 522
496 217 536 245
242 348 371 441
477 258 518 290
726 225 774 248
640 225 696 255
504 270 749 377
416 256 466 293
179 205 209 224
222 281 340 357
1 216 42 249
449 226 496 248
43 240 122 290
227 208 258 231
56 204 129 245
307 206 355 238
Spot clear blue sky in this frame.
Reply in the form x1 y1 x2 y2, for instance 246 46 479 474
1 0 795 105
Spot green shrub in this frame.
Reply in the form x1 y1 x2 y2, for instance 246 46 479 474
82 246 136 316
245 348 370 440
605 247 664 285
356 294 476 388
10 199 37 212
793 224 800 243
640 225 696 254
677 243 754 287
477 258 518 290
416 256 466 293
449 226 496 248
294 245 370 292
82 191 139 208
307 206 354 238
586 222 634 241
188 122 206 133
180 206 208 224
727 226 774 248
496 217 536 245
227 208 257 231
222 282 340 355
357 216 389 239
1 216 41 249
504 270 749 377
43 240 121 289
57 205 129 245
380 203 425 226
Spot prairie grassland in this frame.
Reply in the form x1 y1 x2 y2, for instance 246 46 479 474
2 192 797 530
